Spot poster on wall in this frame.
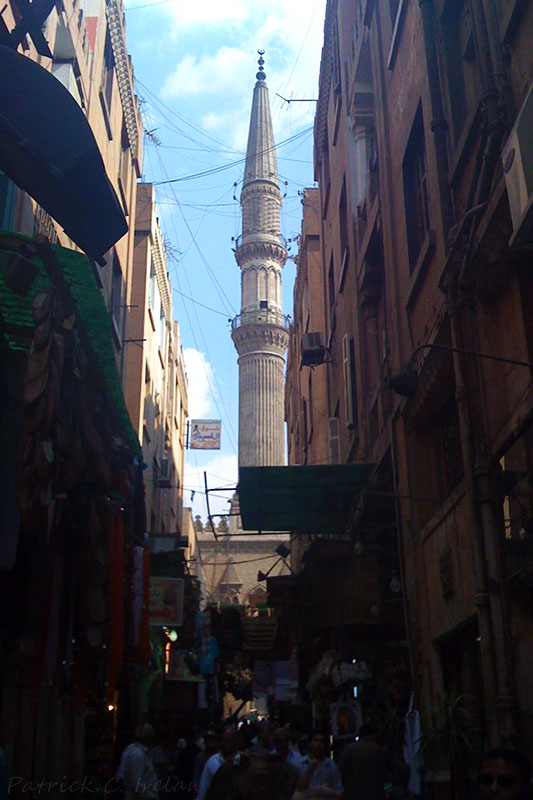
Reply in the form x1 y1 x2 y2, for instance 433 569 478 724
190 420 222 450
330 700 362 740
149 577 184 626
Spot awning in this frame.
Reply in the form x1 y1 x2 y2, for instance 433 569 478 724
238 463 375 532
0 46 127 263
0 231 140 453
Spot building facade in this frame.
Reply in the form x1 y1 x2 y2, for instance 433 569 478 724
1 0 142 386
285 0 533 790
126 182 189 547
0 0 194 781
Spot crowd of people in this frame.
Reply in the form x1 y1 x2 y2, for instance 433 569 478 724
115 718 533 800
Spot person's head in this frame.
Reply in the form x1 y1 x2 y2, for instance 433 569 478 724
307 729 327 759
273 727 290 760
220 727 239 758
136 723 155 747
479 748 531 800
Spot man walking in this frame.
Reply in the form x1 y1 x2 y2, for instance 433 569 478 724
339 723 387 800
116 723 160 799
197 727 240 800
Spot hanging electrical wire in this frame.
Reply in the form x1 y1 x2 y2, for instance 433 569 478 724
154 127 312 185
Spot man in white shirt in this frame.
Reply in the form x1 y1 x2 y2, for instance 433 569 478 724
196 727 239 800
116 724 159 799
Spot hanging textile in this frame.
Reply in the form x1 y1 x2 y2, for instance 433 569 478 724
404 693 423 794
107 513 125 691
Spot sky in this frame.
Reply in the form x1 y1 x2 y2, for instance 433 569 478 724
123 0 327 521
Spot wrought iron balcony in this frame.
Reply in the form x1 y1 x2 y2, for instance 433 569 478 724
231 309 291 330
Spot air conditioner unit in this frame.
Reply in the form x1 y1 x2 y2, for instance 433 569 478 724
301 331 326 366
502 80 533 249
158 458 171 488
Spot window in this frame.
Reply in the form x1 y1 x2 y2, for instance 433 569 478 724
302 398 308 451
414 387 464 526
118 121 130 214
111 252 123 340
308 373 314 437
160 304 166 355
72 59 86 109
321 126 331 218
327 416 341 464
0 172 16 230
328 255 335 320
342 334 358 429
338 179 350 292
403 105 431 271
148 257 157 317
441 0 478 144
331 15 341 95
102 31 114 114
441 392 464 496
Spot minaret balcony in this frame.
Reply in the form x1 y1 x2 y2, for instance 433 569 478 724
234 230 287 264
231 309 291 331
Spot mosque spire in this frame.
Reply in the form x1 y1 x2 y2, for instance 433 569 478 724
242 50 279 191
231 51 289 468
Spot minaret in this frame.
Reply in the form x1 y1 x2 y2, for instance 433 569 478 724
231 51 289 467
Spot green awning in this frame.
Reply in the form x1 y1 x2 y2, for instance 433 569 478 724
238 463 376 533
0 231 141 454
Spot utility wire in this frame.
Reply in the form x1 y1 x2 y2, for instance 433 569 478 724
150 147 239 452
171 287 230 317
154 128 312 185
137 79 241 155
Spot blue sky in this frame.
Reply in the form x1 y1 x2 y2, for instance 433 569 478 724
123 0 327 520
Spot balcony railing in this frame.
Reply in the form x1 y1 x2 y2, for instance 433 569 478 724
234 230 287 250
232 310 291 330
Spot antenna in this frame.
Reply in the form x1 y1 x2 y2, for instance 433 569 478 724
276 93 318 105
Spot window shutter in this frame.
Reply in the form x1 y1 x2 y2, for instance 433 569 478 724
0 172 16 230
327 416 341 464
342 333 356 426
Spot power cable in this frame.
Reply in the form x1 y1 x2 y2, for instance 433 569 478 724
154 127 312 185
171 287 231 317
150 148 239 452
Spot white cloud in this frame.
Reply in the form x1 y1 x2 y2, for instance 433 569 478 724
183 347 215 418
161 47 251 100
184 453 238 520
158 0 326 147
153 0 249 26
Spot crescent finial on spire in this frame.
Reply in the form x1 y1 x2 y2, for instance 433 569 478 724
256 49 266 81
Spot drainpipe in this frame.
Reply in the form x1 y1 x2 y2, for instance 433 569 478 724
389 418 416 688
444 0 515 745
447 283 500 747
418 0 454 244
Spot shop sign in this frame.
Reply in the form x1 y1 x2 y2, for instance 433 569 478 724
190 419 222 450
149 577 184 626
